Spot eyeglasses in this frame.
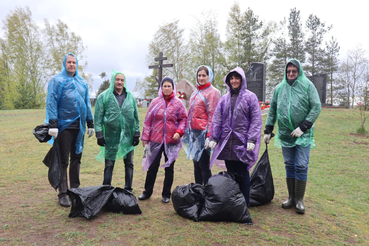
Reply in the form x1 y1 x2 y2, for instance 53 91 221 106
287 70 298 74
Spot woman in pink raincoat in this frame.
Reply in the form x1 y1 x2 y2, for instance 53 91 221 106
139 77 187 203
208 67 262 206
182 65 221 185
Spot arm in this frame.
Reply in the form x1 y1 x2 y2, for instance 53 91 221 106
247 94 262 144
206 89 221 137
300 83 322 131
174 101 188 137
141 99 156 143
46 78 59 125
133 97 141 137
209 99 223 143
264 86 279 133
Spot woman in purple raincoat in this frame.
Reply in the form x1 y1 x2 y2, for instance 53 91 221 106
208 67 262 206
139 77 187 203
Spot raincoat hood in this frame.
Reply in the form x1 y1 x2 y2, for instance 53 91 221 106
109 70 127 92
62 53 79 76
195 65 214 85
224 67 247 92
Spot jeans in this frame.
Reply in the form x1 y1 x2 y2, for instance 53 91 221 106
103 150 134 191
225 160 250 206
143 145 175 198
193 150 212 185
282 145 310 181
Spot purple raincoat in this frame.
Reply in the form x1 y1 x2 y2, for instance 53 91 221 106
210 67 262 171
141 77 188 171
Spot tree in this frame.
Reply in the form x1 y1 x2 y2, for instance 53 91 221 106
2 6 45 109
188 10 225 93
288 8 305 62
324 37 340 105
304 14 332 77
147 20 188 83
95 72 110 98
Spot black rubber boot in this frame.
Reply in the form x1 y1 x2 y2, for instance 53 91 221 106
282 177 295 209
295 179 307 214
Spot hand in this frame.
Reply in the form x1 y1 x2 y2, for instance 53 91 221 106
133 136 140 146
264 134 271 144
97 137 106 146
87 128 94 138
142 141 147 147
172 133 180 141
204 138 210 149
207 140 217 150
48 128 58 138
291 127 303 138
247 142 255 151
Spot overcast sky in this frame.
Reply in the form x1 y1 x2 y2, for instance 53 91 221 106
1 0 367 96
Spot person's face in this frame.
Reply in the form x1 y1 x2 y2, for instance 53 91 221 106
65 55 77 76
114 74 125 92
162 81 173 96
286 65 298 80
197 69 209 86
230 75 241 89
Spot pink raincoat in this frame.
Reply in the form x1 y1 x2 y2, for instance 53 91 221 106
141 77 188 171
210 67 262 171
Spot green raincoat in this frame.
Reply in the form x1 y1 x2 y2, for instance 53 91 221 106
94 70 140 161
265 59 321 148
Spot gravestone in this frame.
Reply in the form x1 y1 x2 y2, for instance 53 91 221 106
176 79 196 106
307 74 327 105
245 62 265 102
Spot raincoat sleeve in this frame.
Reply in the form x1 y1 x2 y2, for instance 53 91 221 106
85 86 94 123
46 77 59 122
207 90 221 136
175 102 188 136
209 98 224 143
141 100 156 143
133 98 140 135
304 83 321 124
94 93 105 133
247 94 262 143
265 86 279 127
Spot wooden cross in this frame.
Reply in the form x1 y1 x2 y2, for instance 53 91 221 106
148 52 174 90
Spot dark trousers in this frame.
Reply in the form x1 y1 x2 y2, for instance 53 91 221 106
58 129 82 198
103 150 134 191
225 160 250 206
193 150 212 185
143 145 175 198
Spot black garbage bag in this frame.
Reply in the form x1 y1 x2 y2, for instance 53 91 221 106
104 187 142 214
33 123 52 143
199 172 253 224
68 185 115 219
47 137 64 190
172 183 204 222
249 145 275 207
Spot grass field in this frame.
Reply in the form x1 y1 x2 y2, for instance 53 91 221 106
0 108 368 245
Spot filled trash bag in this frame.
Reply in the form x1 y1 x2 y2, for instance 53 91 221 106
172 183 204 222
33 123 52 143
47 137 63 190
68 185 115 219
198 172 253 224
104 187 142 214
249 145 275 206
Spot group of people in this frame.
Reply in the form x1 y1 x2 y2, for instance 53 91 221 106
45 53 321 215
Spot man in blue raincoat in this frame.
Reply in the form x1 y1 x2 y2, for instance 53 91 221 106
46 53 94 207
94 70 140 192
264 59 321 214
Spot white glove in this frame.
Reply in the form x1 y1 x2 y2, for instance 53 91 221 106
207 140 217 150
291 127 304 138
247 142 255 151
204 138 210 149
48 128 59 138
264 134 271 144
87 128 95 138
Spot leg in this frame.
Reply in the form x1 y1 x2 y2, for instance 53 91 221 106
162 149 175 202
294 145 310 214
57 129 74 199
69 129 82 189
140 145 163 199
198 150 212 185
281 147 297 208
102 159 115 185
123 150 134 191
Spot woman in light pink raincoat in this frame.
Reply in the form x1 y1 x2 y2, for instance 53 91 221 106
139 77 187 203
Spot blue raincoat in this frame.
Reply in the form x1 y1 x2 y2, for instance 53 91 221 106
45 53 93 154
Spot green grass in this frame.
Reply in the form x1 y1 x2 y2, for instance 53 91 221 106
0 108 368 245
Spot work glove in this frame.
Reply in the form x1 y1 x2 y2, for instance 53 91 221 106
264 134 271 144
204 138 210 149
87 128 94 138
97 137 106 147
207 140 217 150
48 128 59 138
291 127 304 138
133 136 140 146
246 142 255 151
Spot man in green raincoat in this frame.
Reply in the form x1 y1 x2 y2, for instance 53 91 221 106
263 59 321 214
94 70 140 191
